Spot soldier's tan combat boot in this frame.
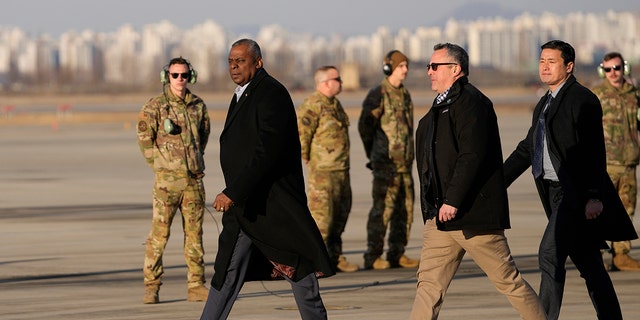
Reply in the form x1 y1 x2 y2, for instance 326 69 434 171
143 285 159 304
398 255 419 268
372 257 391 270
187 285 210 302
612 254 640 271
336 255 359 272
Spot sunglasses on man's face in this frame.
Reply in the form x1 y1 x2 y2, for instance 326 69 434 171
602 65 622 73
427 62 457 71
170 73 190 79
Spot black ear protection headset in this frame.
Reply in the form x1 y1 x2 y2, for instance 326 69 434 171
597 61 631 78
160 57 198 84
382 50 399 76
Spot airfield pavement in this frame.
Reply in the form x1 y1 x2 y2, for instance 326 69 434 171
1 89 639 319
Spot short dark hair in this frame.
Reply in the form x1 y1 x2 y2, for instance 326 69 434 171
232 38 262 59
433 43 469 76
541 40 575 65
603 52 625 65
168 56 190 68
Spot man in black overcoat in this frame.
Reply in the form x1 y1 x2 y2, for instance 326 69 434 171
410 43 545 319
503 40 638 320
200 38 335 320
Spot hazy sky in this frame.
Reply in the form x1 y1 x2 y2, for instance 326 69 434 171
3 0 639 37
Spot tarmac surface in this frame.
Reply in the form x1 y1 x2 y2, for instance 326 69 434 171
1 101 640 319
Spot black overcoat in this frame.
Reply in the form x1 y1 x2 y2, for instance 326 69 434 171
503 75 637 242
211 69 335 290
416 77 510 231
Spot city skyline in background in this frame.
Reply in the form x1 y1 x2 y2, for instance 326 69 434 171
3 0 639 38
1 3 639 94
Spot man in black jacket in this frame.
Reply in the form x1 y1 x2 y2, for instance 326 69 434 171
504 40 638 320
200 39 334 320
410 43 545 319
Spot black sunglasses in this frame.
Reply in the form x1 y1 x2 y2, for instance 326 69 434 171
427 62 457 71
170 72 191 79
602 65 622 73
325 77 342 83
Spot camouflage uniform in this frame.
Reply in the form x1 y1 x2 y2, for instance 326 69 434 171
592 80 640 255
136 87 211 289
298 91 352 266
358 77 414 266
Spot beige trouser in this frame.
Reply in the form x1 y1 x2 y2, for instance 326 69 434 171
410 219 545 320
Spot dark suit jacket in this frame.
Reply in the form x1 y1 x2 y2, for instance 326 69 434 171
416 77 510 231
211 69 335 290
504 75 637 242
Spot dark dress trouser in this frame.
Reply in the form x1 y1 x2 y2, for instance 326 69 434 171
538 180 622 320
200 230 328 320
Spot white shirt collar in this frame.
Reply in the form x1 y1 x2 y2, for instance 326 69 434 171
234 82 250 101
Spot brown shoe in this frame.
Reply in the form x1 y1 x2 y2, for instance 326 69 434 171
612 254 640 271
187 285 210 302
336 255 359 272
143 286 159 304
372 257 391 270
398 255 419 268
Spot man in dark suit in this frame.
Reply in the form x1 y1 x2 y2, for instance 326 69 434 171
200 38 335 320
504 40 638 320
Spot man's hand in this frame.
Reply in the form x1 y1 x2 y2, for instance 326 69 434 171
213 192 234 212
585 199 603 220
438 203 458 222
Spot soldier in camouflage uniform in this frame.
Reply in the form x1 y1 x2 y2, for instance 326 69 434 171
358 50 418 269
298 66 358 272
592 52 640 271
136 57 211 303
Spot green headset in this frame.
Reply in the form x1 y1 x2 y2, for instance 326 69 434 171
597 60 631 78
160 57 198 84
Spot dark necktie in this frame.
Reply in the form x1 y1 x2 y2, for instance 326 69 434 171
229 93 238 114
532 94 552 178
